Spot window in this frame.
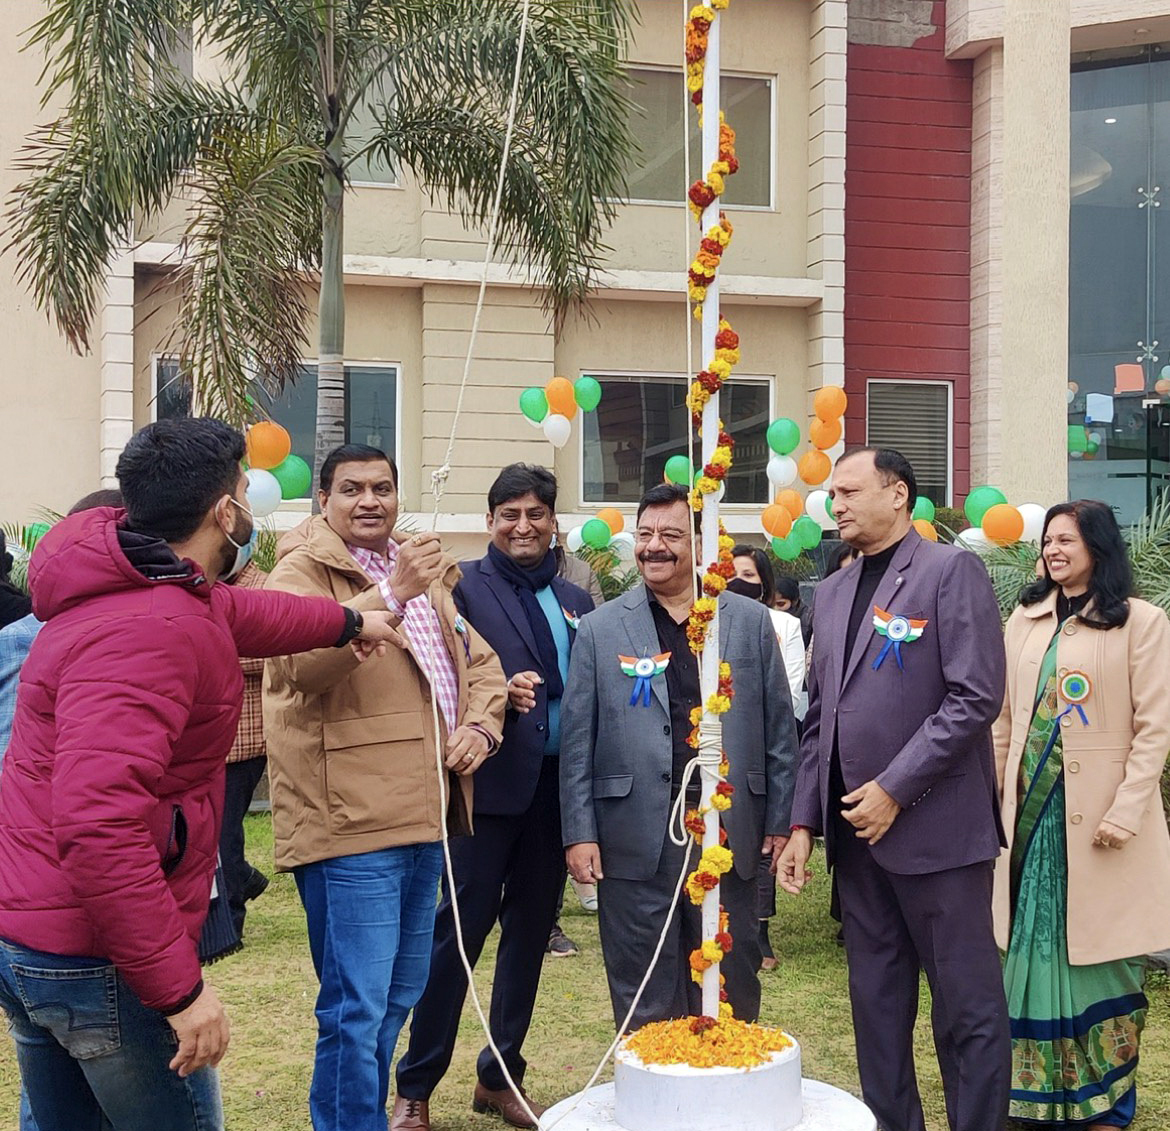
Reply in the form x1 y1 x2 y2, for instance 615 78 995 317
154 359 399 464
625 67 772 207
581 374 771 504
347 75 400 186
865 380 951 506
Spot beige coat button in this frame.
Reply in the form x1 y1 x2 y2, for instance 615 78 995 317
1060 714 1073 727
1068 760 1081 773
1058 667 1069 677
1064 623 1077 636
1070 813 1083 825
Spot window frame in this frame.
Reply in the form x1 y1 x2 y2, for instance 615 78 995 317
621 63 777 212
864 378 954 506
576 368 776 509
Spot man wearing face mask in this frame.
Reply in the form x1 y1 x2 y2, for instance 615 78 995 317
559 484 798 1028
0 418 405 1131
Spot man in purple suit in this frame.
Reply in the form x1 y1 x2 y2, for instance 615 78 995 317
778 449 1010 1131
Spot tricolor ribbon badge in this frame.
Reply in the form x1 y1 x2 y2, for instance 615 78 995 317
1057 670 1091 727
562 607 581 632
453 614 472 663
619 652 671 707
872 606 928 671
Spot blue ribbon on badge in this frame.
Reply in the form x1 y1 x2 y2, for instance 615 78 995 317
619 653 671 707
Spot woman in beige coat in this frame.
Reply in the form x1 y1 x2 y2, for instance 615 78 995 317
994 499 1170 1128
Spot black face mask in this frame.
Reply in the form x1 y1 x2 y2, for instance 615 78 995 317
726 577 763 602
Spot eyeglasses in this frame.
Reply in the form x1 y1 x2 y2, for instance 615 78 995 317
634 528 690 545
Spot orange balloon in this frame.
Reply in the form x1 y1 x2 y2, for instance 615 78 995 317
798 450 832 486
774 489 804 521
545 377 577 420
809 416 843 450
981 503 1024 545
761 504 793 540
1156 378 1170 396
913 519 939 542
246 421 291 470
813 386 848 422
596 507 624 535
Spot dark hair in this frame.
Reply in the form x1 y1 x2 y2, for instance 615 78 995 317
319 444 398 494
636 483 692 524
116 418 245 543
774 575 803 611
837 446 918 510
731 544 776 607
68 488 123 516
1019 500 1132 629
488 464 557 512
827 543 859 575
0 530 16 596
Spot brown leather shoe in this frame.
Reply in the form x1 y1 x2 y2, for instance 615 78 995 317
391 1095 430 1131
472 1082 547 1129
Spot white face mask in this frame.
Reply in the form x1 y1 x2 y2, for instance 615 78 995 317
222 498 256 581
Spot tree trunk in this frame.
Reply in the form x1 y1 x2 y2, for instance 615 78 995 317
314 130 347 506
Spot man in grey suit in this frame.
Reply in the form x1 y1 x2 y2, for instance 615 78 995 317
778 449 1010 1131
560 484 797 1029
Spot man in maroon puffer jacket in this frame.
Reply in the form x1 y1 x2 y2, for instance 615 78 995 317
0 418 401 1131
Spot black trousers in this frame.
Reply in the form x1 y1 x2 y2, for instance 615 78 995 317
397 756 566 1098
219 756 267 938
596 821 761 1032
834 814 1011 1131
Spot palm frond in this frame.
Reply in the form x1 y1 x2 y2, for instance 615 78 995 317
574 545 639 600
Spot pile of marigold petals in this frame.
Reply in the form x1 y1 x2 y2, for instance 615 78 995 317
624 1017 793 1069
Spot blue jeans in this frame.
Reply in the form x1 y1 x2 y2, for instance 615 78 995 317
295 842 443 1131
0 938 222 1131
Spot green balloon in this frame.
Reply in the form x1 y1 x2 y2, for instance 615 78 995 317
766 418 801 456
664 455 694 486
793 516 822 550
1086 440 1100 455
23 522 51 552
964 485 1008 526
519 387 549 423
581 518 612 550
574 377 603 412
771 534 802 562
912 497 936 522
825 494 835 521
271 454 312 499
1067 425 1089 453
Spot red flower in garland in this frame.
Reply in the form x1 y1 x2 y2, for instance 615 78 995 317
717 430 735 449
715 781 735 798
715 328 739 350
701 237 724 256
689 180 716 211
715 931 734 953
694 871 719 892
719 988 729 1003
690 1015 718 1035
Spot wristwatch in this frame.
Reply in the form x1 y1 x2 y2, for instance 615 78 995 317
334 607 365 647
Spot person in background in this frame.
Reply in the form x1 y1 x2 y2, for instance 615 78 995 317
994 501 1170 1127
728 545 805 973
774 575 812 649
826 542 859 576
0 530 32 630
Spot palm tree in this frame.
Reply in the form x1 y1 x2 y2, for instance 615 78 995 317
7 0 635 478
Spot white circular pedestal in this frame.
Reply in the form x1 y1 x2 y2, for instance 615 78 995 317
540 1081 875 1131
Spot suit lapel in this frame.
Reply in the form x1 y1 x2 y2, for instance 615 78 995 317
482 561 542 667
622 586 671 715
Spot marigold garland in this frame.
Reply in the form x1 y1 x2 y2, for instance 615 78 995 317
623 1017 792 1069
688 115 739 223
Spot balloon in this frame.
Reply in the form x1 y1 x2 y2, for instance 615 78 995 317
806 489 834 531
956 527 990 551
912 497 936 523
22 522 50 552
771 534 802 562
761 504 793 540
792 515 822 550
809 417 843 451
542 413 572 448
581 518 612 550
913 519 938 542
766 455 797 489
519 387 549 423
982 503 1025 545
664 455 694 485
574 377 603 412
824 493 835 520
1070 450 1084 460
545 377 577 420
1066 386 1077 405
1068 381 1080 394
798 450 832 486
1017 503 1047 544
270 454 312 500
766 418 801 456
963 485 1007 525
596 507 624 535
1067 425 1089 453
826 440 846 464
610 531 636 561
246 421 291 470
813 386 848 421
1156 378 1170 396
774 489 804 521
1086 441 1100 456
245 468 282 518
1162 367 1170 379
566 526 585 553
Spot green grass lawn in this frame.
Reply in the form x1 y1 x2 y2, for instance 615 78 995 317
2 813 1169 1129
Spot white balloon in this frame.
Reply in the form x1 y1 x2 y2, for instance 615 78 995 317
1066 387 1076 404
566 526 584 553
245 468 282 518
766 455 797 489
610 531 636 561
1017 503 1047 545
956 527 990 551
542 413 572 448
826 441 846 464
806 489 835 531
1088 431 1103 445
1069 449 1084 460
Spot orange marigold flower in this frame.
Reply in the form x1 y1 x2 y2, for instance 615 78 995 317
623 1018 792 1070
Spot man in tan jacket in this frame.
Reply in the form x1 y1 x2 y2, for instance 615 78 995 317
263 444 506 1131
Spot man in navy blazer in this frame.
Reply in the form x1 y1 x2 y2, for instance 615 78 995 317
778 449 1010 1131
394 465 593 1131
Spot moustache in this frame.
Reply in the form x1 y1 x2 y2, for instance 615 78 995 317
639 552 677 564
